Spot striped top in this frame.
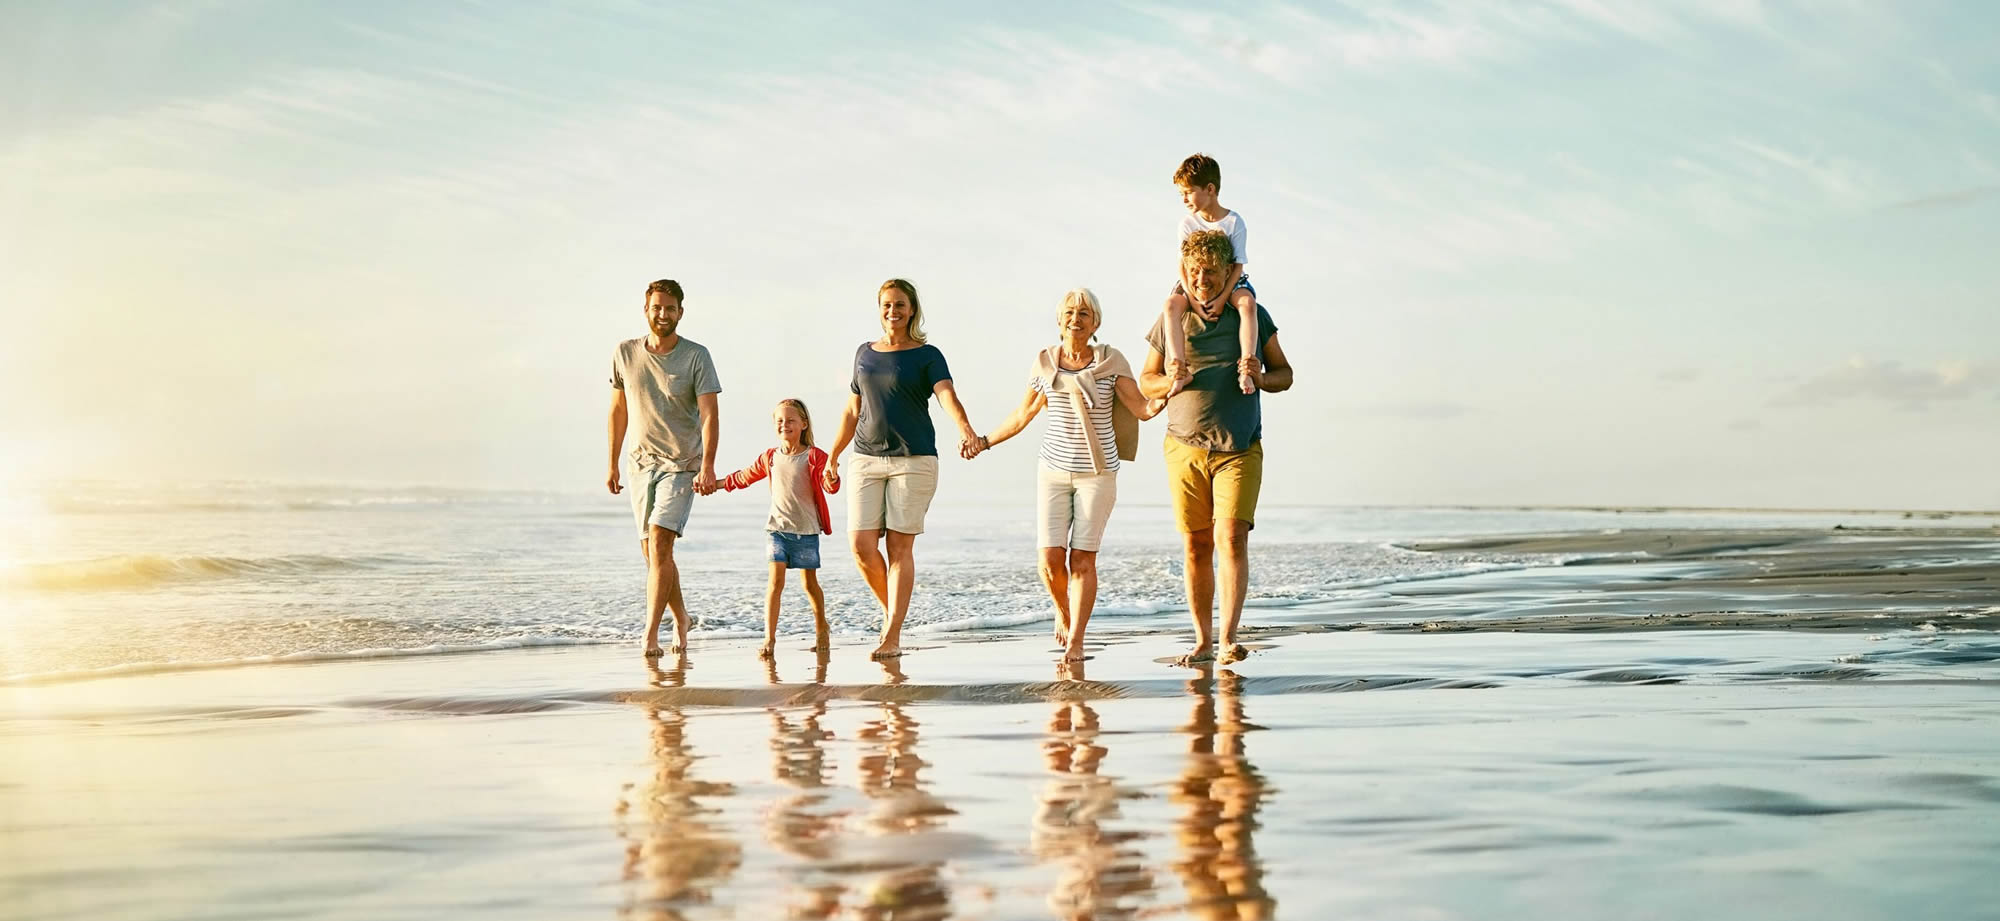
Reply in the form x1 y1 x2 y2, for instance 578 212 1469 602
1031 361 1121 473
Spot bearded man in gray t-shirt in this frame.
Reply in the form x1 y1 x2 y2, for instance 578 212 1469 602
607 278 723 658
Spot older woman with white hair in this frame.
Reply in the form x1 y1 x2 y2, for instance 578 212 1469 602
971 288 1163 662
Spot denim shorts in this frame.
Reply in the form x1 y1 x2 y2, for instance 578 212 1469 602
768 531 821 569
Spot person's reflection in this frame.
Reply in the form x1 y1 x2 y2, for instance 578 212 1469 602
765 650 845 919
852 657 955 920
615 655 743 920
1035 659 1157 920
1171 666 1275 920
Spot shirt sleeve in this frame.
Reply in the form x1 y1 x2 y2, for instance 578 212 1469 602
1229 215 1249 266
849 344 864 395
1144 313 1168 356
926 346 952 388
694 346 722 395
609 346 624 389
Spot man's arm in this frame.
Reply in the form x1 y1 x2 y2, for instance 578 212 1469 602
606 388 628 494
1255 333 1293 393
695 392 719 495
1139 346 1177 400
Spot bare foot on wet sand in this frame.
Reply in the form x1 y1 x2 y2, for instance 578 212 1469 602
1062 643 1087 663
871 641 904 660
1174 643 1214 667
643 644 663 658
1053 621 1070 647
758 642 776 660
1218 642 1251 664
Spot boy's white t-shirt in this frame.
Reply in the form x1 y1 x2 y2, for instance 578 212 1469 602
1178 210 1249 266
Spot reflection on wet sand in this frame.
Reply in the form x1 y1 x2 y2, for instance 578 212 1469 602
1036 659 1157 920
851 658 957 921
1172 667 1276 920
764 652 845 919
616 657 743 920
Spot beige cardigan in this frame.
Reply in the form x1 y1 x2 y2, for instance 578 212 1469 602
1031 344 1139 474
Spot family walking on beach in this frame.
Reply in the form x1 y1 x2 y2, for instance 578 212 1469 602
606 154 1293 667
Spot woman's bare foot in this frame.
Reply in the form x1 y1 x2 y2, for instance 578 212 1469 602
870 642 903 660
758 642 776 660
643 644 663 658
1219 642 1251 664
1053 620 1070 646
1174 643 1214 667
1062 643 1087 663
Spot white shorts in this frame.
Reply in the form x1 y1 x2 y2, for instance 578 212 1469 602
848 454 939 535
629 467 696 537
1037 466 1118 551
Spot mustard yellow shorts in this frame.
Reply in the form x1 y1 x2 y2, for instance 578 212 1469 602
1163 437 1263 533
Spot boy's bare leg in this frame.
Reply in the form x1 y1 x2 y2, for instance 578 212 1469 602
1176 527 1217 666
646 525 691 656
801 569 829 651
1038 546 1072 646
1163 293 1195 398
761 560 786 659
1232 287 1260 395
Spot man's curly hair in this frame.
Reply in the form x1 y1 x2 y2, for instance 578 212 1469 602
1181 229 1235 268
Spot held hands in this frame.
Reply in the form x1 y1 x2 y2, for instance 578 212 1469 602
694 466 719 496
821 463 841 493
959 433 989 460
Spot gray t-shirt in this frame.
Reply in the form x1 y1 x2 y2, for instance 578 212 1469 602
1144 305 1277 453
767 448 819 536
610 337 723 471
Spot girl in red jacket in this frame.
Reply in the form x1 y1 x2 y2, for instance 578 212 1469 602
720 398 839 658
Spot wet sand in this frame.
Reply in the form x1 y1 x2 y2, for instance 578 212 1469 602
6 527 2000 919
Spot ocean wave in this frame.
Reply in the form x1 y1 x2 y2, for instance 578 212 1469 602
4 553 397 591
0 636 620 687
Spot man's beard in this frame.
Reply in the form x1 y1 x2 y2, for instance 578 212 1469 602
648 318 678 338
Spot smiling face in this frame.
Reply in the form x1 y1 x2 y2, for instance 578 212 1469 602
878 286 913 338
773 404 807 448
644 290 682 339
1184 256 1229 305
1058 298 1099 344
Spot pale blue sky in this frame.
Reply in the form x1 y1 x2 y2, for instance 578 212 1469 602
4 1 1996 508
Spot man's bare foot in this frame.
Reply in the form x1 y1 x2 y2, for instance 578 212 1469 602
1062 644 1087 663
808 641 829 653
870 642 903 660
1174 643 1214 667
643 645 663 658
758 642 775 660
1218 642 1251 664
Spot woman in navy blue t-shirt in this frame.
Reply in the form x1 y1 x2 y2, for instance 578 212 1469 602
823 278 981 659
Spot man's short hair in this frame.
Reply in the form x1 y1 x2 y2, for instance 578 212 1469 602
1181 229 1235 268
644 279 684 304
1173 153 1222 190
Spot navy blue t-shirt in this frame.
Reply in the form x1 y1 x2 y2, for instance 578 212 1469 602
850 342 952 457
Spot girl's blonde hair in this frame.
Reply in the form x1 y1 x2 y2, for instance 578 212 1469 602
1059 287 1102 342
776 398 814 447
878 278 927 344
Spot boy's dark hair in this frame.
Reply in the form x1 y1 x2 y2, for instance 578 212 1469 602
1173 153 1222 191
644 279 685 303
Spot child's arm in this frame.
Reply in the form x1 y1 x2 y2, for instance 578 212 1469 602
719 452 770 491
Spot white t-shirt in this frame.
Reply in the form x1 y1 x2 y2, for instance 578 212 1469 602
1178 209 1248 266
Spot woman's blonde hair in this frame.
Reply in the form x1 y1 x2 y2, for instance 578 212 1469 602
878 278 927 344
1059 288 1102 343
776 398 814 447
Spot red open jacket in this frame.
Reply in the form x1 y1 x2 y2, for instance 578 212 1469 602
719 445 838 535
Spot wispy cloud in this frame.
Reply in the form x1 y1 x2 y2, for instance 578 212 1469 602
1880 184 2000 212
1773 358 2000 410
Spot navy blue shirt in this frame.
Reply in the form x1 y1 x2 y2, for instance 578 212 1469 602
850 342 952 457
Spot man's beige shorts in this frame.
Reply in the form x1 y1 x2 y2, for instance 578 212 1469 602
1037 466 1118 551
847 453 939 535
1163 437 1263 533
